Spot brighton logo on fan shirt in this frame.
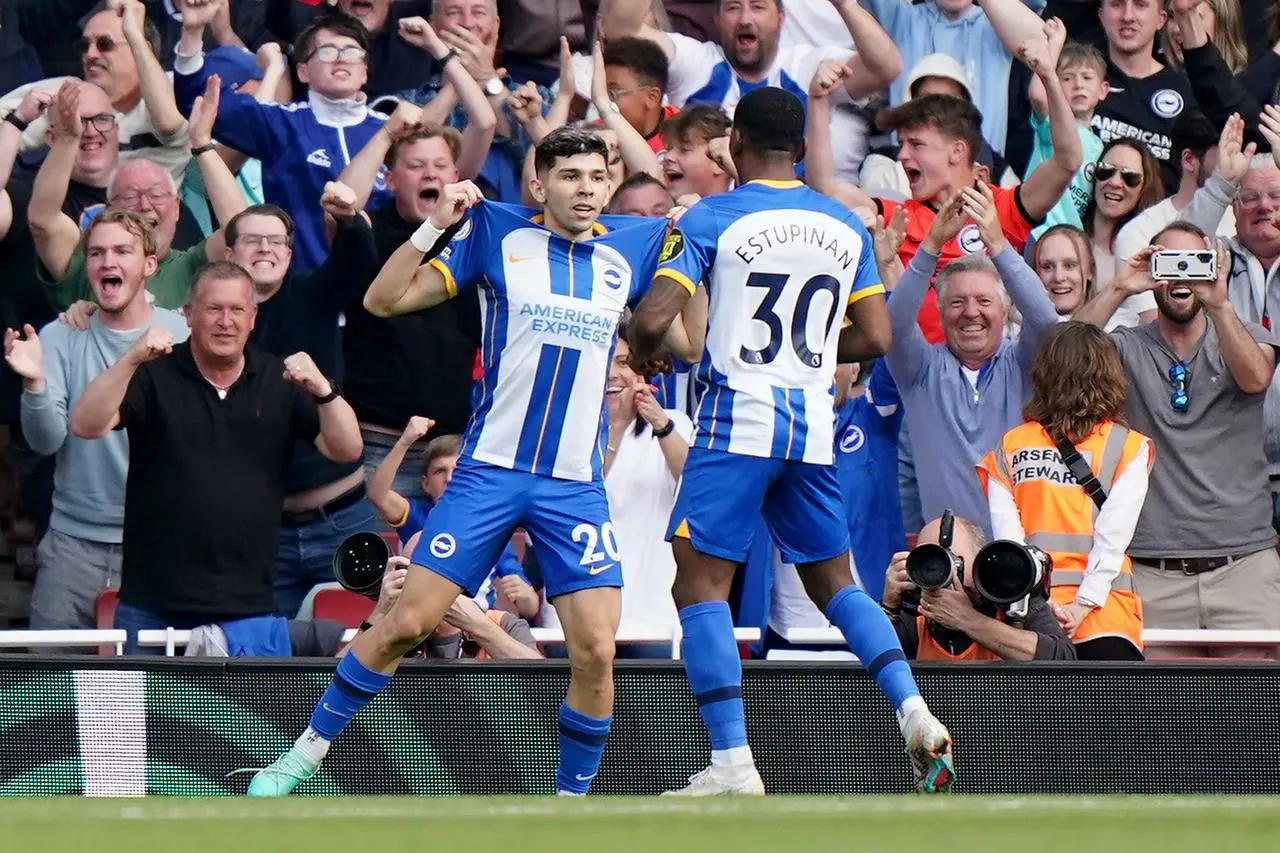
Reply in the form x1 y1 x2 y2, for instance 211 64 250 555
957 225 985 255
1150 89 1185 120
839 425 865 454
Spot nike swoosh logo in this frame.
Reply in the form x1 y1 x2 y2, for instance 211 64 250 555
575 773 597 782
322 703 347 715
507 254 533 264
588 563 615 576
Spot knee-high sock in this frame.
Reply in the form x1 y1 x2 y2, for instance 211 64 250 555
679 600 751 766
825 584 921 712
556 703 612 794
306 653 392 742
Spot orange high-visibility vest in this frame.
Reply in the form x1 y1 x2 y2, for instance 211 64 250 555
472 609 514 661
915 616 1003 662
976 421 1152 652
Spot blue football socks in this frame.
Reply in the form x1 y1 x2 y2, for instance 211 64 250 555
556 703 612 794
825 584 921 710
678 601 751 765
306 653 392 741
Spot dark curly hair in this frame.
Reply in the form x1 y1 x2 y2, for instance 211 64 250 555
1023 321 1127 444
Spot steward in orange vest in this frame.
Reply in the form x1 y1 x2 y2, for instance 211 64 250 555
978 420 1153 658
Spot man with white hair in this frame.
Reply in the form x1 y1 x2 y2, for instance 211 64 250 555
1184 108 1280 533
28 75 245 313
884 184 1058 536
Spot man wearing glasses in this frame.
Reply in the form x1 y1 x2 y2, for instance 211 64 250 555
1076 220 1280 659
28 76 246 314
173 3 391 269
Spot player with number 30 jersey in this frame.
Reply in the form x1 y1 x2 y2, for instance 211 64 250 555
629 87 955 798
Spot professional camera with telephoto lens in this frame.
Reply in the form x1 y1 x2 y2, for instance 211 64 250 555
1151 249 1216 281
904 510 1055 619
333 531 393 600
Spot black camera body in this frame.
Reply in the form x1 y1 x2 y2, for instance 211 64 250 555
332 531 393 600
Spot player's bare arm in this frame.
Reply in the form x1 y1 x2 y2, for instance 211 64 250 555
629 276 693 364
838 290 892 362
662 285 708 363
363 181 483 317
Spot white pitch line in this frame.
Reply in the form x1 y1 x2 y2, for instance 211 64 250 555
2 796 1279 824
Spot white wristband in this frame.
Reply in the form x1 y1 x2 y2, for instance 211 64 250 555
409 220 446 254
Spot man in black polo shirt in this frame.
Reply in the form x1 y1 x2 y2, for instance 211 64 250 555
70 261 363 654
224 183 383 616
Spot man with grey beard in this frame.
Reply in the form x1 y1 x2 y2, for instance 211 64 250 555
1075 220 1280 659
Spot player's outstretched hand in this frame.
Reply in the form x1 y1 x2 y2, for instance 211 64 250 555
428 180 484 230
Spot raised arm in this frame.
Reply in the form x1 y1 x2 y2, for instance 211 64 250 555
829 0 902 99
339 102 425 211
28 83 86 285
599 0 675 57
10 325 70 457
1075 247 1159 327
187 75 248 259
1200 241 1277 394
1017 20 1083 222
981 0 1054 59
115 0 186 140
283 353 363 463
398 17 497 181
70 327 173 439
805 61 875 211
589 41 661 179
0 87 54 241
364 182 483 317
368 416 433 526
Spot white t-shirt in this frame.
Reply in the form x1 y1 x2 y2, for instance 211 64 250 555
665 32 869 181
779 0 854 52
1091 241 1156 331
537 410 694 636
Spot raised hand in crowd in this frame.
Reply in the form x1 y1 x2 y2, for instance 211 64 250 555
188 74 222 150
59 301 99 331
440 22 503 86
507 82 544 128
48 80 83 142
257 40 285 72
920 193 968 255
707 135 736 182
399 415 435 445
958 182 1007 255
633 379 668 430
808 57 850 101
429 180 484 229
127 327 175 366
320 180 361 221
109 0 148 40
1111 245 1162 299
4 326 44 393
1186 239 1235 313
494 574 539 619
873 207 908 289
282 352 332 397
177 0 225 31
384 100 425 142
14 86 56 126
1216 112 1257 185
398 16 449 62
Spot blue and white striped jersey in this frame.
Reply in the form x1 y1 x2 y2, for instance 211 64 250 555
429 201 667 482
655 181 884 465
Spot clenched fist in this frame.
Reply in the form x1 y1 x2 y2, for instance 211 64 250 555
127 327 174 366
320 180 360 221
428 180 484 229
398 415 435 445
283 351 331 398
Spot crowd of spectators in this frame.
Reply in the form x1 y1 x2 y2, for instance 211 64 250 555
0 0 1277 662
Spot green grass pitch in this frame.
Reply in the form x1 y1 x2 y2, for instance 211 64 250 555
5 796 1280 853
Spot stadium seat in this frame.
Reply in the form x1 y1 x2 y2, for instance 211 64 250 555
312 588 376 629
95 589 119 656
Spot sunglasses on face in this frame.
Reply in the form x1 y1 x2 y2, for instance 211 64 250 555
77 36 119 55
1168 361 1189 412
1094 164 1143 189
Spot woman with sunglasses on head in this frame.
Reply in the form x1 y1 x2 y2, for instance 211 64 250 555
978 321 1153 661
1032 224 1095 319
1082 139 1166 329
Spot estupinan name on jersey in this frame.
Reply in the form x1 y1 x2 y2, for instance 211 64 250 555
732 222 858 271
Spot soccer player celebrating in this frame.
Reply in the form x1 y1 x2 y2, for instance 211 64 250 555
247 127 678 798
628 87 955 796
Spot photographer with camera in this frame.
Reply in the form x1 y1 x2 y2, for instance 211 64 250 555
1074 219 1280 658
978 322 1153 661
882 513 1076 662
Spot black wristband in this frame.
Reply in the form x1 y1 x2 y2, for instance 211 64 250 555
652 419 675 439
4 113 28 132
190 143 217 157
359 620 374 633
438 49 459 67
314 386 340 405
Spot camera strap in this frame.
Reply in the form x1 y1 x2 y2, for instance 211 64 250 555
1052 435 1107 510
